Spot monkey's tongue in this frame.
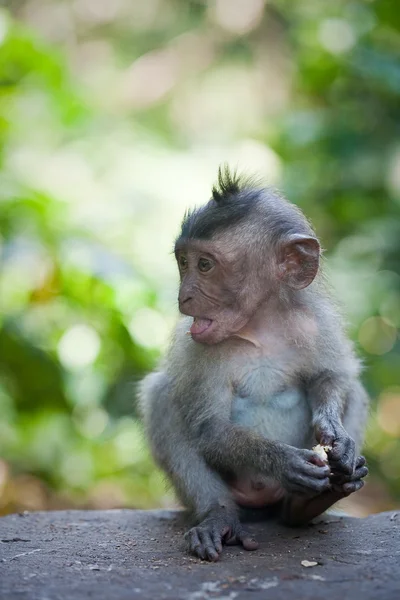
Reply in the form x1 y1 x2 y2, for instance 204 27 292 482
190 318 212 335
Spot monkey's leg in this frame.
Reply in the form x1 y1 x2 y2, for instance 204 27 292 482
141 374 259 561
168 440 259 561
149 415 258 559
281 456 368 526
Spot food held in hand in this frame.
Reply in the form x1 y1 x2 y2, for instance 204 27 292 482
312 444 332 463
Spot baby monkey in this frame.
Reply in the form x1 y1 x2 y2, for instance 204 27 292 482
139 167 369 561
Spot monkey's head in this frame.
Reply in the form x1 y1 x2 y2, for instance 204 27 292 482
175 166 320 344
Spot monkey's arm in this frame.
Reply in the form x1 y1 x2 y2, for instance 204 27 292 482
284 368 369 525
179 379 330 497
139 372 233 515
308 370 369 475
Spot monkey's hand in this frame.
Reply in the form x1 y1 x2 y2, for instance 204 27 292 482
185 508 258 562
275 444 331 496
330 455 368 494
316 423 356 476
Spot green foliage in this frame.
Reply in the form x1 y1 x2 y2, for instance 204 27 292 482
0 1 399 514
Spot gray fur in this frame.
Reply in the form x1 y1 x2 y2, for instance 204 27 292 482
138 169 369 560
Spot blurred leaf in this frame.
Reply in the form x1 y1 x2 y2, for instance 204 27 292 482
0 321 68 412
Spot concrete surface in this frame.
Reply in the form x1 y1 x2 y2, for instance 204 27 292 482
0 509 399 599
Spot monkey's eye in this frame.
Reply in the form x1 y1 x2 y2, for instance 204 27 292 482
198 258 213 273
178 254 188 269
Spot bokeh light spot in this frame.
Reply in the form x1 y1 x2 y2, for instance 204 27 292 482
358 317 397 355
122 49 179 108
113 419 144 467
379 440 400 481
319 18 356 54
58 325 101 369
377 388 400 437
74 407 109 439
128 308 170 349
229 140 282 184
60 452 94 487
212 0 265 35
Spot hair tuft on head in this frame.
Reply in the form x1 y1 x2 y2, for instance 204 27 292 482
211 164 243 203
177 165 309 243
177 165 265 241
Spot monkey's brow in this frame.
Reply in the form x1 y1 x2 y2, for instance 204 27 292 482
174 241 186 253
174 239 218 254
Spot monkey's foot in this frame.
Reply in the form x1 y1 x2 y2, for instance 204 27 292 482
281 456 368 527
185 511 258 562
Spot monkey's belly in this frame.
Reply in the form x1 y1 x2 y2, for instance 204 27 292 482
231 387 313 448
230 476 285 508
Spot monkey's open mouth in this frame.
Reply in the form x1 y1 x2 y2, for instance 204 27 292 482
190 317 213 336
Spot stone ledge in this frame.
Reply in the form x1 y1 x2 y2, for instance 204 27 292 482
0 509 399 599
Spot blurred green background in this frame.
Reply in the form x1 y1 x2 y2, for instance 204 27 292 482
0 0 399 517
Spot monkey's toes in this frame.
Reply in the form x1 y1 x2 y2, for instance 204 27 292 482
185 526 222 562
241 536 259 551
225 527 259 551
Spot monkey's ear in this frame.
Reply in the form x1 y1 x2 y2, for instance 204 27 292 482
278 234 320 290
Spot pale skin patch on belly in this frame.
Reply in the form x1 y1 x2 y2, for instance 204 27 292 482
230 476 285 508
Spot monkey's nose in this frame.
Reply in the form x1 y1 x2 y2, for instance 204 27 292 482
178 294 193 313
179 295 192 306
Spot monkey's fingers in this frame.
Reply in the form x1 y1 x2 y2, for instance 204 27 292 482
302 462 331 480
327 436 356 475
302 449 332 470
342 479 364 495
279 448 332 495
356 455 367 468
288 475 331 496
330 456 368 485
331 478 365 497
